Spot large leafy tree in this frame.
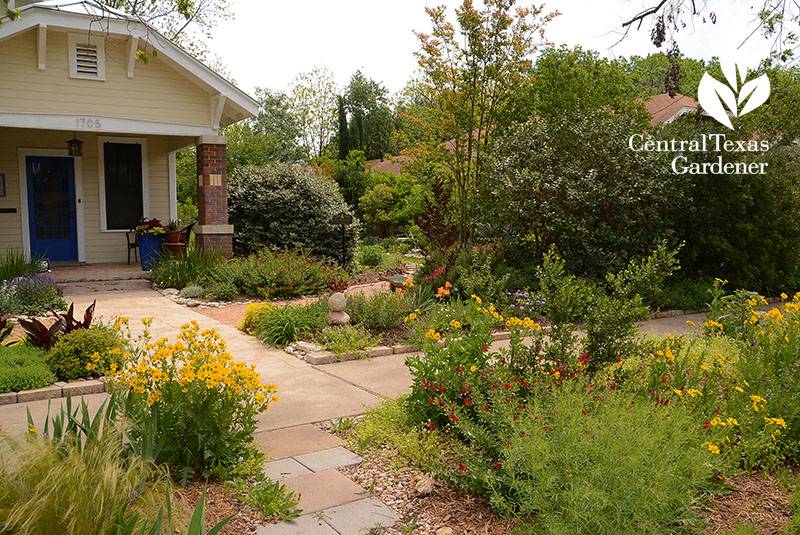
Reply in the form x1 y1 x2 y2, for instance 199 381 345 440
289 66 338 161
413 0 558 248
343 71 396 160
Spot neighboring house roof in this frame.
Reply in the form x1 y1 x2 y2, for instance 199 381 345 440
365 155 410 176
645 93 699 126
0 0 259 124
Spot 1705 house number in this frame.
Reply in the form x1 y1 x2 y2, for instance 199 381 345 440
75 117 102 129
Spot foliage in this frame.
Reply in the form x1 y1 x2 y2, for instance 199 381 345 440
528 46 648 120
705 279 766 340
229 249 346 299
0 427 167 535
47 326 121 381
359 171 426 238
16 314 65 351
647 278 713 311
661 116 800 290
342 70 397 160
323 150 370 208
0 317 13 346
0 274 65 317
152 247 224 290
0 250 39 282
315 325 381 358
0 345 55 393
234 476 301 522
111 320 278 480
483 110 682 278
450 248 511 307
53 301 96 334
347 290 414 332
413 0 557 247
253 302 326 347
472 386 716 534
228 163 359 262
355 244 385 268
288 66 337 160
202 278 238 302
225 88 305 175
239 302 274 335
179 285 204 299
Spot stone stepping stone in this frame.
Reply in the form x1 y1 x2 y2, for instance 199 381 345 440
294 447 363 472
283 469 366 514
263 458 312 481
323 498 400 534
257 514 338 534
254 425 344 460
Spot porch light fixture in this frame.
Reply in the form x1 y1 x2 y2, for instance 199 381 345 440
66 134 83 157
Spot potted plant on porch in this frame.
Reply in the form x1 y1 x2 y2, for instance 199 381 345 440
135 218 166 271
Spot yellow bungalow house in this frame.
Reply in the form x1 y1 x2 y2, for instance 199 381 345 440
0 0 257 263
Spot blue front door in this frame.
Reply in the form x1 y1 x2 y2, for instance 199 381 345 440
26 156 78 261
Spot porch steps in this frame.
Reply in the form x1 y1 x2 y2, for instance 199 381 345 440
58 278 154 296
50 264 154 296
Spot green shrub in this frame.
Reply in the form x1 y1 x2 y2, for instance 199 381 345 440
151 248 223 290
647 278 713 311
179 285 204 299
478 386 717 534
234 477 301 522
228 163 360 261
47 327 120 381
315 326 381 357
239 302 274 334
347 291 412 331
253 303 326 347
230 249 346 299
356 244 385 268
0 346 55 393
202 279 238 301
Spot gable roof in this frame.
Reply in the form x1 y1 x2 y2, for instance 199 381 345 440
0 0 259 124
645 93 699 126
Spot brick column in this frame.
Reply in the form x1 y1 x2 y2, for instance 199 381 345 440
195 135 234 257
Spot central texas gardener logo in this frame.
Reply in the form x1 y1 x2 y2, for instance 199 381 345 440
697 60 771 130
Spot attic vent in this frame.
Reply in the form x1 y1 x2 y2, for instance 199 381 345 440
68 34 106 80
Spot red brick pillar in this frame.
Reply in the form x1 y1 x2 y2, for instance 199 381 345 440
195 135 233 257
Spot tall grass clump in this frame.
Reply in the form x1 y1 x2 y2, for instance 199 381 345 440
0 250 39 282
253 302 326 347
151 248 224 290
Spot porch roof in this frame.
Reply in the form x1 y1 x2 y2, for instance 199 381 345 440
0 0 258 134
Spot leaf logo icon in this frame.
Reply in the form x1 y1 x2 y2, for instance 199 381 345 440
697 60 770 130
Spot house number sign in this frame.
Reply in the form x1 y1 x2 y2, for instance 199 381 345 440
75 117 103 129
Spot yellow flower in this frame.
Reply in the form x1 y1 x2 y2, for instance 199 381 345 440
404 312 418 323
686 319 695 327
702 442 721 455
469 364 478 373
522 317 541 330
750 395 767 412
686 388 701 398
764 417 787 429
672 388 684 397
665 347 675 361
450 319 462 329
145 391 161 406
704 320 724 332
710 417 725 427
735 385 744 393
764 308 784 322
85 361 97 371
781 292 789 301
470 294 482 304
403 277 414 288
726 417 739 427
425 328 441 342
142 317 154 327
700 362 711 372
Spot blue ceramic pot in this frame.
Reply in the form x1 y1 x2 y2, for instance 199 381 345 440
138 233 164 271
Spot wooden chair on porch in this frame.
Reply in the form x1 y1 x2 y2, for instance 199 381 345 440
125 226 139 265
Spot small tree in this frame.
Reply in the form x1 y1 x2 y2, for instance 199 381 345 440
289 66 338 161
337 96 350 160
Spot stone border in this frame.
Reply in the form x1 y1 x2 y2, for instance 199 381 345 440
647 296 781 320
286 330 513 366
0 378 108 406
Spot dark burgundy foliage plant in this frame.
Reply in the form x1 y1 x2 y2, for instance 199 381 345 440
53 301 96 334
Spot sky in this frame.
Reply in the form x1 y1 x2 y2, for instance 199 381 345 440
210 0 776 96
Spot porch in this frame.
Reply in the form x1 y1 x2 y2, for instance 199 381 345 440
49 262 152 294
0 126 233 264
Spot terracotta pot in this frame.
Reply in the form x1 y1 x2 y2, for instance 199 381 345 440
165 229 182 244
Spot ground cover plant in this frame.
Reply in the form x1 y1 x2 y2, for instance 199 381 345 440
0 345 55 393
314 325 381 358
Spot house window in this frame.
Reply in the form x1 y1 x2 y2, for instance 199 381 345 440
103 142 143 230
68 33 106 80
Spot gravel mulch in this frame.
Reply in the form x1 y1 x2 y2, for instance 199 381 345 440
338 451 517 535
173 481 261 534
703 472 794 534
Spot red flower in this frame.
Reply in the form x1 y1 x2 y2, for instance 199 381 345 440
503 383 512 390
495 462 503 469
482 405 491 413
542 425 551 432
449 414 459 422
463 398 472 405
578 353 589 366
482 344 489 353
703 420 710 430
426 420 436 431
457 464 468 472
616 356 622 364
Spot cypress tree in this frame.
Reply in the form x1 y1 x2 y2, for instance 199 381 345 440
337 95 350 160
